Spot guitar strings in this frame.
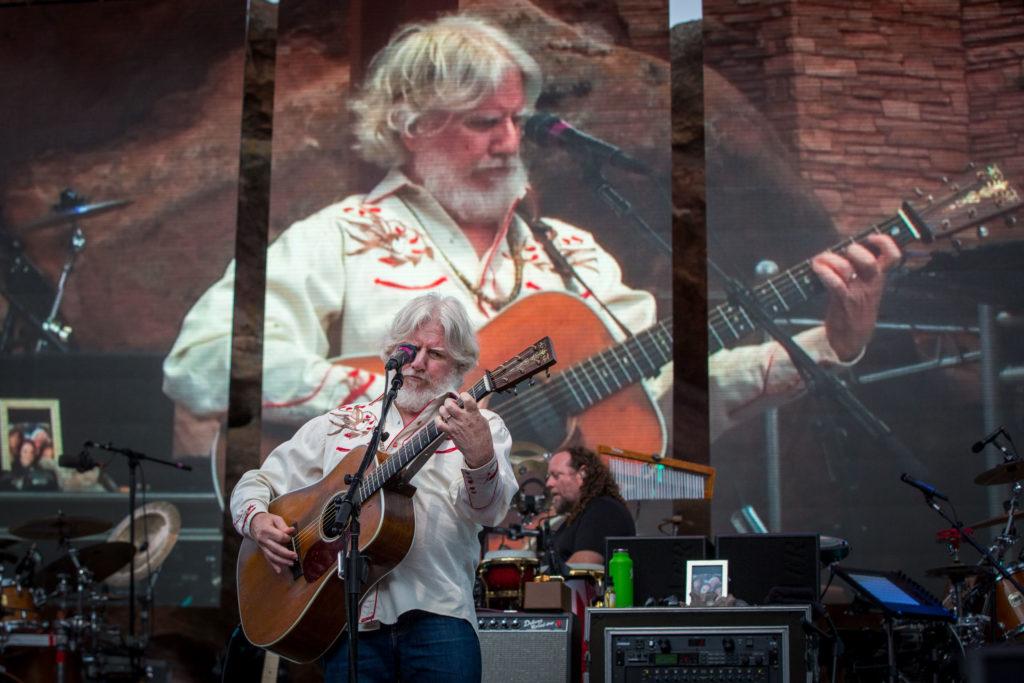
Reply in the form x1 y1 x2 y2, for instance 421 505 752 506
287 380 486 553
709 169 1000 346
489 321 672 428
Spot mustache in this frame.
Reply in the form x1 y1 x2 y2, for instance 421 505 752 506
473 156 523 172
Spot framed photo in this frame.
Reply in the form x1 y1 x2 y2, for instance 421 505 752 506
1 398 63 473
686 559 729 606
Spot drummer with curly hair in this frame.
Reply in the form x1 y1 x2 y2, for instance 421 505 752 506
544 446 635 571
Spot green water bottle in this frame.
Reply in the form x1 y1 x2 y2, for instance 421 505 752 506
608 548 633 608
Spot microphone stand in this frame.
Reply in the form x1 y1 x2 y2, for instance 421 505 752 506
708 257 928 475
328 368 403 683
87 441 192 679
579 158 670 255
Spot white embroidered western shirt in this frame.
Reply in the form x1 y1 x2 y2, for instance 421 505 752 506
230 395 516 630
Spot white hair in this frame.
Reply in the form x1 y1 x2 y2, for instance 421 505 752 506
350 14 543 168
381 293 479 379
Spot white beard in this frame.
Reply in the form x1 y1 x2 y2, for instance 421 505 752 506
394 372 460 414
419 153 529 225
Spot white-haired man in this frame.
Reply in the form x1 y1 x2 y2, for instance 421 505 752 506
231 293 517 680
162 14 660 428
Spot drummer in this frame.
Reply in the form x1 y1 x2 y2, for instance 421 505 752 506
544 446 635 573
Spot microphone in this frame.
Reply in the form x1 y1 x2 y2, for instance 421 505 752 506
58 447 97 472
385 342 420 371
972 426 1006 453
900 473 949 501
524 112 652 175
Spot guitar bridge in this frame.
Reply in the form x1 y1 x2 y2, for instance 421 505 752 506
289 536 302 580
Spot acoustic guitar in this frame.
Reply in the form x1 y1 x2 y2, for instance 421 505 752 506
236 338 555 663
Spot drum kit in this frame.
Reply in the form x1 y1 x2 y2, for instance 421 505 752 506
923 432 1024 653
0 504 180 683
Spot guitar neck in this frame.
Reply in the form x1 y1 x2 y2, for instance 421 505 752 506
354 376 491 502
550 317 673 414
707 206 926 354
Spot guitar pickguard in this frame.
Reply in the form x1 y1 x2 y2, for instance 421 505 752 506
300 535 346 584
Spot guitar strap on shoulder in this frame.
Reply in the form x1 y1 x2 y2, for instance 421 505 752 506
518 208 635 341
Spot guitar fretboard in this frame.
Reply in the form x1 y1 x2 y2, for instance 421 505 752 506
493 317 673 433
319 376 489 535
708 207 925 354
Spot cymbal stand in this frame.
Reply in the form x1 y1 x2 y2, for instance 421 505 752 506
35 213 84 352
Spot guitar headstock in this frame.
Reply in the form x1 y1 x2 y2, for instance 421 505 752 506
910 164 1021 242
485 337 556 394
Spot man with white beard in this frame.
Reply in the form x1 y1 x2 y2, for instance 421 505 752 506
162 14 659 428
231 293 518 679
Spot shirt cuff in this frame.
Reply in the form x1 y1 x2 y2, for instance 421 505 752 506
460 457 500 510
234 500 268 538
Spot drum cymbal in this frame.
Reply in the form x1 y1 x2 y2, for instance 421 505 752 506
104 501 181 587
975 461 1024 486
18 198 131 231
925 564 994 581
39 541 136 589
966 511 1020 530
11 515 112 540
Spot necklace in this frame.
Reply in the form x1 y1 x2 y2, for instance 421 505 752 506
401 196 526 311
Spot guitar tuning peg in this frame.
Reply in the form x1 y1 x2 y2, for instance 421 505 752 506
512 386 518 396
545 369 551 378
968 207 977 219
941 175 950 184
913 187 925 197
528 378 536 386
977 225 989 239
1007 215 1019 227
951 238 963 253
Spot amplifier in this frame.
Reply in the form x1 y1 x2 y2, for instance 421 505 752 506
477 611 576 683
586 606 815 683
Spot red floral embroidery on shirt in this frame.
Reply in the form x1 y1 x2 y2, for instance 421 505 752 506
345 209 434 267
328 404 376 435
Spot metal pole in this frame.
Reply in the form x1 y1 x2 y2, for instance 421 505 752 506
978 304 1003 517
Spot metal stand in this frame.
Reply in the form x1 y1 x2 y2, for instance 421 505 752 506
329 369 404 683
87 442 192 678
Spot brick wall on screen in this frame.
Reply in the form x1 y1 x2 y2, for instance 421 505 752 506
964 0 1024 180
706 0 1024 234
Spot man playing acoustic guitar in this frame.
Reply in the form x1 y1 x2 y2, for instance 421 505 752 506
231 293 518 680
163 14 665 433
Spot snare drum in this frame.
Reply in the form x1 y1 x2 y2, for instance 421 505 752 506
994 563 1024 640
1 579 40 623
477 550 538 610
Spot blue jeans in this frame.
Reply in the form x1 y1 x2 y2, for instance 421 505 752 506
322 610 481 682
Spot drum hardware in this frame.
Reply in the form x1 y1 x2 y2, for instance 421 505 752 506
10 513 112 541
974 461 1024 486
5 190 130 353
38 541 136 592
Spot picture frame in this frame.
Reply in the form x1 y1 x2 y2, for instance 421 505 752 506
686 559 729 606
1 398 63 473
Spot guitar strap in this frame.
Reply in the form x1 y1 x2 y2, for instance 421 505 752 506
519 209 634 340
392 393 450 485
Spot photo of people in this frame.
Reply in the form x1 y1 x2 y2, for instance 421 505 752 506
0 399 61 491
686 559 728 606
